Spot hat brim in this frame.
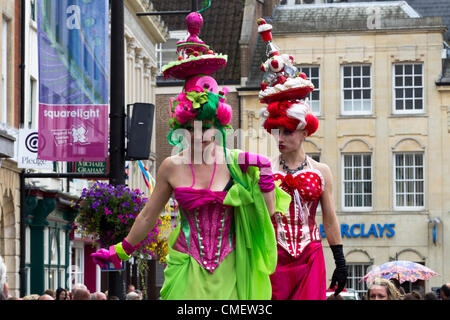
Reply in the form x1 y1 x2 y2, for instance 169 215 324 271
260 86 313 104
163 55 227 80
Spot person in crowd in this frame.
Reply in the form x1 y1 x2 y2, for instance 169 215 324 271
424 291 438 300
402 291 422 300
0 254 8 300
22 294 40 300
255 18 347 300
126 284 135 294
126 291 141 300
38 294 55 300
365 278 402 300
134 289 143 300
72 287 91 300
91 291 107 300
326 293 344 300
44 289 56 299
440 283 450 300
90 11 289 300
56 287 70 300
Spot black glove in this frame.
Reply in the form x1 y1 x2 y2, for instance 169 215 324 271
329 244 348 296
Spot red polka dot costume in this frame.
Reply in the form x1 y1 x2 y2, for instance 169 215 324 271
256 17 328 300
272 159 324 257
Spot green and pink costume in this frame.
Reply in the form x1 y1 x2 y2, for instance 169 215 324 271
160 150 290 300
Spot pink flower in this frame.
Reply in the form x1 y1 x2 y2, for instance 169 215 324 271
216 102 232 125
175 101 198 124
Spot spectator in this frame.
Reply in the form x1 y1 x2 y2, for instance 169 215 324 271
22 294 40 300
134 289 143 300
0 254 8 300
71 283 88 299
424 291 438 300
108 295 120 300
56 287 70 300
38 294 55 300
73 287 91 300
44 289 56 299
126 291 140 300
440 283 450 300
91 291 107 300
402 291 422 300
126 284 135 294
366 278 402 300
326 293 344 300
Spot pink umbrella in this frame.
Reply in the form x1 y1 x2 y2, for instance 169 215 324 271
361 260 440 284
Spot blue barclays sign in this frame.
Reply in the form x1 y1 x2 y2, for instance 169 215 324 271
319 223 395 239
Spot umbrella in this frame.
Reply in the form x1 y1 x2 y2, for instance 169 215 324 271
361 260 440 284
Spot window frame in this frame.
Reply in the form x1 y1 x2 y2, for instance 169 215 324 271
297 65 321 116
392 62 424 115
156 30 187 75
341 153 373 211
341 64 372 116
393 152 425 211
346 263 372 300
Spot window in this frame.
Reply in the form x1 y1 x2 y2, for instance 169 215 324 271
393 63 423 113
156 30 187 74
69 242 84 289
342 154 372 210
2 19 8 124
28 78 37 128
298 66 320 115
342 65 371 115
30 0 36 21
347 263 371 299
394 152 424 209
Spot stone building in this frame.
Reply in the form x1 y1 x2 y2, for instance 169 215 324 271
0 0 21 299
240 1 449 297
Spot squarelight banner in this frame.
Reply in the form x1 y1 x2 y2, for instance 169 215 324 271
37 0 109 161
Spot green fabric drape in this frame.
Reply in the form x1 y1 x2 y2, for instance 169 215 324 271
160 149 291 300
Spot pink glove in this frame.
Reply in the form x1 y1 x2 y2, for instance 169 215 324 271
238 152 275 192
91 238 138 269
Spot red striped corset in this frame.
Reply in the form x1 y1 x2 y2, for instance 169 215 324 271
272 169 324 257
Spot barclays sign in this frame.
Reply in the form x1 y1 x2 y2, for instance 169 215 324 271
320 223 395 239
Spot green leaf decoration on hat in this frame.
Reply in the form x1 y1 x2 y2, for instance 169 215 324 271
186 90 209 109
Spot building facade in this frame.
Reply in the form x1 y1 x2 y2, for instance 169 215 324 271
0 0 21 299
241 1 449 297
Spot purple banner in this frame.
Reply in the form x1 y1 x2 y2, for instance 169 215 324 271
38 104 108 161
37 0 109 161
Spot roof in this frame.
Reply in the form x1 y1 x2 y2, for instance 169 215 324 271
151 0 244 84
348 0 450 41
271 1 443 34
245 1 445 88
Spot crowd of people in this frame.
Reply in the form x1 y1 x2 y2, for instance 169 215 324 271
0 281 143 301
325 278 450 300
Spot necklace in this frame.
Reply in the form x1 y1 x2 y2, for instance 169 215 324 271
280 156 307 175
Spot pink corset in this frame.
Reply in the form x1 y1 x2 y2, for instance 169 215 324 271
172 146 235 273
272 158 324 257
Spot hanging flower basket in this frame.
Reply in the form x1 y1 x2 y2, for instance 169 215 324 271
74 182 170 265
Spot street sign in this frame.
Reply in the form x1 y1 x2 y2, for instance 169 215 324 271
72 161 108 174
17 129 53 169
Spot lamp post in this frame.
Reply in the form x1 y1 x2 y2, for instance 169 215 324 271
108 0 127 300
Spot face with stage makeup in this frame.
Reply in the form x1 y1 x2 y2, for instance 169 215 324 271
167 76 232 152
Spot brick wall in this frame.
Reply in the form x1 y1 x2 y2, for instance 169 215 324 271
155 90 240 171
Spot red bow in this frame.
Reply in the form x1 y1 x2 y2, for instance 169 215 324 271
283 174 299 190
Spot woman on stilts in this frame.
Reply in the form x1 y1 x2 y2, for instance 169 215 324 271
255 18 348 300
91 11 290 300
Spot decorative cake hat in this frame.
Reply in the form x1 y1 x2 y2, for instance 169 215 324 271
162 12 228 80
257 18 318 136
163 11 248 186
163 12 233 146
